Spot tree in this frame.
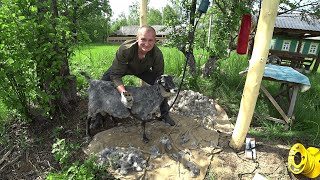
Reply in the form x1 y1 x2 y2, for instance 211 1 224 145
0 0 112 119
164 0 207 76
163 5 179 25
77 0 112 42
148 8 163 25
127 0 140 25
110 13 128 34
278 0 320 17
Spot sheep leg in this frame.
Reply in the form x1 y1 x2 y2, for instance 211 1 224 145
141 121 149 143
90 113 103 129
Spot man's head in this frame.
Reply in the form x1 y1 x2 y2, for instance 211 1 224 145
136 25 156 54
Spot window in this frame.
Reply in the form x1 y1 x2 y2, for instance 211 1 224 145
281 40 291 51
308 43 319 55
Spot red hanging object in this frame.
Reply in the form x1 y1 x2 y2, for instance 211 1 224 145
237 14 252 55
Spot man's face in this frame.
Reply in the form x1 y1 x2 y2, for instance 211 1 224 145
137 29 156 54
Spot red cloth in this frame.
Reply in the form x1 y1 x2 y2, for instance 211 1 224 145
237 14 251 55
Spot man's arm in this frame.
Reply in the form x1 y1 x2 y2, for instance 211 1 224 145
116 84 126 93
110 47 129 90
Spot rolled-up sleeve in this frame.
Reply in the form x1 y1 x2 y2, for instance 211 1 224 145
110 47 128 87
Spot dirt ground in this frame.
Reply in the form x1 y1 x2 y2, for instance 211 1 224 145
0 93 317 180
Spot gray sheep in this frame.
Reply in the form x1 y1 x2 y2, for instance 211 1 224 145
81 72 177 143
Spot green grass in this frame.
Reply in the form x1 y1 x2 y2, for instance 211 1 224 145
71 44 119 79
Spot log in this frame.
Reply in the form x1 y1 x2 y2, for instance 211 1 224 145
229 0 280 150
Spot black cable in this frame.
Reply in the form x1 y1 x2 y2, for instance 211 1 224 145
165 12 204 114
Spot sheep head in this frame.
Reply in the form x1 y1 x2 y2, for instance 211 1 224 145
155 75 178 97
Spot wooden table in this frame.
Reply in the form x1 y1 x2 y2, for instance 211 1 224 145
241 64 311 125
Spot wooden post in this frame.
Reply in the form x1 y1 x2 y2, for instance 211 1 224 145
229 0 280 150
140 0 147 26
207 15 212 48
313 56 320 73
139 0 148 86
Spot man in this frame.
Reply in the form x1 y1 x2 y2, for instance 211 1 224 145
97 25 175 128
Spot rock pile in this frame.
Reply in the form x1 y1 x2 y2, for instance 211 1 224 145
169 90 218 129
98 146 146 175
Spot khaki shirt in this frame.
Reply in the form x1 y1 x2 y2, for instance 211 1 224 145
110 39 164 87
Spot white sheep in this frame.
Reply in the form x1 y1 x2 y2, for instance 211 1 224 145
81 72 177 143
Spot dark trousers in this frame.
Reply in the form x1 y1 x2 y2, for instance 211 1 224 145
101 68 170 116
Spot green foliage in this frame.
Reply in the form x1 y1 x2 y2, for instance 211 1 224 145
48 138 111 180
80 16 110 43
0 100 9 121
0 0 111 119
0 0 113 119
52 138 78 165
148 8 163 25
0 0 39 119
163 5 179 25
127 1 139 25
77 0 112 43
278 0 320 18
163 0 192 49
0 100 10 145
110 13 128 34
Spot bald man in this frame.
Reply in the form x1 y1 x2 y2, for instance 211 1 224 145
97 25 175 129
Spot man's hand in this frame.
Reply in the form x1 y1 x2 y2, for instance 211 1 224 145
121 91 133 109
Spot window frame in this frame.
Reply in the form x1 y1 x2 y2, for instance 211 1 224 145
308 42 319 55
281 40 291 51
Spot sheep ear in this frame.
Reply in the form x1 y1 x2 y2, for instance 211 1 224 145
155 75 163 84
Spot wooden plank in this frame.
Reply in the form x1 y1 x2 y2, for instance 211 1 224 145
254 113 286 124
260 85 290 124
287 85 299 118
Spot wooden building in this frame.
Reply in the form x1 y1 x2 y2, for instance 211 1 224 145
106 25 169 44
269 14 320 72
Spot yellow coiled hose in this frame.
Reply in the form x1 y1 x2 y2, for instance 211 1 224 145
288 143 320 178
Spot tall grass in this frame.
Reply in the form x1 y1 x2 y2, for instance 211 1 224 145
71 44 118 78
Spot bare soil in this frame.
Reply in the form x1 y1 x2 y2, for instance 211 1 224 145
0 95 316 180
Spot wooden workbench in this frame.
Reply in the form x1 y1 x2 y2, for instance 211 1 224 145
241 64 311 125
